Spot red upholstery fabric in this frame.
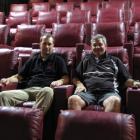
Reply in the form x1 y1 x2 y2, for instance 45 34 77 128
0 12 4 24
133 22 140 80
85 22 126 46
96 8 124 23
131 1 140 12
6 11 31 28
133 54 140 80
127 88 140 140
0 25 9 45
66 10 91 23
129 7 140 26
52 23 84 47
80 2 100 16
127 88 140 114
54 47 76 68
13 24 45 47
0 48 18 79
31 2 50 17
56 2 74 17
0 106 43 140
55 110 136 140
47 0 63 8
134 22 140 47
10 4 28 12
104 0 127 9
31 2 50 24
53 85 74 123
52 23 84 78
29 0 44 5
37 11 60 28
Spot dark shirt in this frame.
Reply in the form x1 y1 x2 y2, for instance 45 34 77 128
75 53 131 93
18 53 68 88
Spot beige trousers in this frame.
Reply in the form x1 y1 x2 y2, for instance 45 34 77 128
0 87 54 113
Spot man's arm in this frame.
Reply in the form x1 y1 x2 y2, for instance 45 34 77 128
0 74 23 86
50 75 69 88
73 78 86 93
125 78 140 88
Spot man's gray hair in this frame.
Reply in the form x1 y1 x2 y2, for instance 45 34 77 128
91 34 107 45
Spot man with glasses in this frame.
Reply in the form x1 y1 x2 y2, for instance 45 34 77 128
0 33 69 113
68 34 140 112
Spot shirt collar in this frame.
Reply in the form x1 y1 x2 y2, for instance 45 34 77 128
39 53 52 61
91 52 108 60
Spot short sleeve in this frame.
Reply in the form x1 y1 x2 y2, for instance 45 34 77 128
18 57 33 79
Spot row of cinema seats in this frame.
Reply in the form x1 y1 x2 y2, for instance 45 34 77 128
0 1 140 54
0 21 140 139
0 1 140 49
1 1 140 23
0 21 137 77
0 2 135 24
0 107 136 140
1 0 140 36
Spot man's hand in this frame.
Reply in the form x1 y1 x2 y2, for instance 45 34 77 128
1 78 11 86
133 80 140 88
0 75 19 86
75 83 87 93
50 79 63 88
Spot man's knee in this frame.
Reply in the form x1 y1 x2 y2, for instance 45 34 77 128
68 95 86 110
110 96 121 106
34 87 54 113
68 95 81 104
0 92 12 106
41 87 54 97
103 96 121 113
0 92 9 99
68 95 86 107
104 96 121 106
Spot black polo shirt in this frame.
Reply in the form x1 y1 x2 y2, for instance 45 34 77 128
18 53 68 88
75 53 131 93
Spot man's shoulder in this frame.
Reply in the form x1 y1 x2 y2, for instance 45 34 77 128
80 53 92 66
50 53 65 61
51 53 62 58
107 54 125 66
107 54 120 61
27 52 40 61
31 52 40 58
83 53 92 60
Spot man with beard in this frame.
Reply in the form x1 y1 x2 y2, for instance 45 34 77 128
0 33 69 113
68 34 140 112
